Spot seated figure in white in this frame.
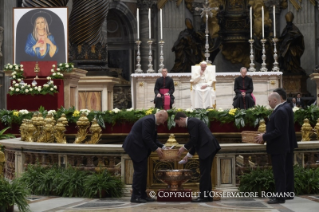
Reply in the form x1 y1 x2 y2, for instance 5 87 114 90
190 61 216 109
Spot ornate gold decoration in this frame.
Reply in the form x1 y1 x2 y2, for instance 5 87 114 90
258 119 266 133
174 82 178 86
289 0 302 11
301 118 313 141
0 150 4 178
54 120 67 144
25 120 37 142
58 113 69 126
32 113 45 142
34 62 40 79
208 0 224 39
164 134 180 147
314 118 319 140
38 118 55 143
139 82 144 87
153 161 174 182
20 119 28 141
184 159 201 182
22 0 69 7
156 169 192 190
86 118 102 144
270 80 276 85
249 0 272 39
74 113 90 143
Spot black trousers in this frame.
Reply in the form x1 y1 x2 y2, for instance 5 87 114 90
132 158 148 200
199 152 216 199
271 154 286 200
285 152 294 193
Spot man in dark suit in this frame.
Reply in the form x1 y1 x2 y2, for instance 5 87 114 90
274 88 298 200
256 93 290 204
122 110 168 203
174 112 221 202
296 93 303 108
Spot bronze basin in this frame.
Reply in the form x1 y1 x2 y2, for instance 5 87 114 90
156 169 192 190
160 149 180 162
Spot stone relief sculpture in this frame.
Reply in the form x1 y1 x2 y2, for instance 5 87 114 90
279 11 305 75
0 26 3 57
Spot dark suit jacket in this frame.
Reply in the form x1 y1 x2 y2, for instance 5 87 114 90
263 106 290 154
185 118 221 159
282 102 298 152
296 98 303 108
122 115 163 162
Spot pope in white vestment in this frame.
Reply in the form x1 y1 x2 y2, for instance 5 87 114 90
190 61 216 109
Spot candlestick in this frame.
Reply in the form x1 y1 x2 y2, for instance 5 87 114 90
137 8 140 40
135 40 143 73
273 5 276 37
147 40 154 73
248 39 256 72
148 8 151 39
250 6 252 39
158 40 165 73
262 6 264 39
160 8 163 40
272 38 280 72
260 39 268 72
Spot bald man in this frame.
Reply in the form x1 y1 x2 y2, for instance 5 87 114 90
256 93 290 204
123 110 168 203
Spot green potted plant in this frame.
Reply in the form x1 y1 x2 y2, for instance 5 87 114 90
83 170 124 198
0 178 30 212
0 127 15 140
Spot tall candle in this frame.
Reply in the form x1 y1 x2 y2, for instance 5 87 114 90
137 8 140 40
149 8 151 39
273 5 276 37
262 6 264 39
160 8 163 40
250 6 252 39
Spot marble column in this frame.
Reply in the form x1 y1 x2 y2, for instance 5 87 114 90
159 1 186 71
139 4 150 72
2 0 18 109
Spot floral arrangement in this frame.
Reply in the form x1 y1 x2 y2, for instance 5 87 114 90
50 64 64 79
57 62 74 73
4 63 25 80
1 105 313 131
8 78 58 96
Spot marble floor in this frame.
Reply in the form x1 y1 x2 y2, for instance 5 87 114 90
15 195 319 212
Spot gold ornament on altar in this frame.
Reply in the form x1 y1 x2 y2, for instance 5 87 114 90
258 119 266 133
54 120 67 144
301 118 313 141
86 118 102 144
34 61 40 79
74 113 90 144
38 119 55 143
19 119 28 141
0 150 5 178
32 113 45 142
164 134 180 147
25 120 37 142
314 118 319 140
156 169 192 190
58 113 69 126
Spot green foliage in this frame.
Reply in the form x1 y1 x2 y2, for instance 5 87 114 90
0 127 15 140
19 165 124 198
238 168 275 196
239 166 319 196
294 166 319 195
245 105 271 127
83 170 124 198
294 105 319 126
0 178 30 212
